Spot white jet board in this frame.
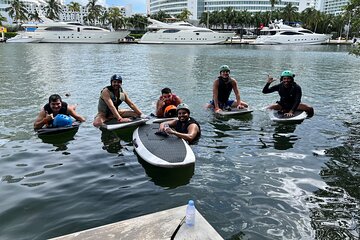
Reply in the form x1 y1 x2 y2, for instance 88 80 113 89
269 110 307 123
217 107 253 116
101 118 148 130
132 124 195 168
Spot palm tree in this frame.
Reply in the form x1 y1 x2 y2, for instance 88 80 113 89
281 3 298 23
177 8 192 21
0 13 7 26
5 0 28 24
127 14 148 31
269 0 279 19
28 10 41 22
45 0 63 20
223 7 236 29
68 1 81 22
108 7 126 30
86 0 102 25
150 10 170 22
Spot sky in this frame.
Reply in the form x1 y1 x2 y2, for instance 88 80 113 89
65 0 146 14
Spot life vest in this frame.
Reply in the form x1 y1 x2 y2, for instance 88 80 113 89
217 77 233 104
98 86 125 117
175 117 201 143
43 102 68 126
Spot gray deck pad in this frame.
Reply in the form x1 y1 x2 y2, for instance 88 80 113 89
137 124 186 163
133 124 196 168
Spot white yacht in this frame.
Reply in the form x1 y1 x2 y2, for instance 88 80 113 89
6 34 43 43
21 17 129 43
139 18 235 45
253 19 331 45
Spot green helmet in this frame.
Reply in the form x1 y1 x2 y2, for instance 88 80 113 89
176 103 190 114
281 70 295 78
219 65 230 73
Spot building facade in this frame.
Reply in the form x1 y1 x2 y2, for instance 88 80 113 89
0 0 128 25
147 0 350 20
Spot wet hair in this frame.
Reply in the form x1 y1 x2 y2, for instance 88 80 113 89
161 88 172 94
48 94 62 103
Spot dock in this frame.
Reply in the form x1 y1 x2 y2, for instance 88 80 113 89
51 205 223 240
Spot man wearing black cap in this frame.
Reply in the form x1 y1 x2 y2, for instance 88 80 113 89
93 74 145 127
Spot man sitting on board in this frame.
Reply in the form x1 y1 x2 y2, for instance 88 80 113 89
93 74 145 127
207 65 248 113
262 70 314 117
34 94 85 129
159 103 201 144
155 87 182 117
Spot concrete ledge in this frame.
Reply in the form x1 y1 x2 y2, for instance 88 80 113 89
52 205 223 240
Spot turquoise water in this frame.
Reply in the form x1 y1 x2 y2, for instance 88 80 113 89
0 43 359 239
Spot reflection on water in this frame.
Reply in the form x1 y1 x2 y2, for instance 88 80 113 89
138 158 195 189
273 123 299 150
100 127 136 154
37 130 78 151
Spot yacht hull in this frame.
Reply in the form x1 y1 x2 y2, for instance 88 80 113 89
31 31 129 43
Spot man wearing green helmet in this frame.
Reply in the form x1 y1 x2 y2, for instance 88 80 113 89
262 70 314 117
208 65 248 112
159 103 201 144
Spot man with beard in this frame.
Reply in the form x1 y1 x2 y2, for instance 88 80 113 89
34 94 85 129
93 74 145 127
208 65 248 113
155 87 182 117
159 103 201 144
262 70 314 117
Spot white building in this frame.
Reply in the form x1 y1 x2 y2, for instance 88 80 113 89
0 0 128 25
147 0 350 20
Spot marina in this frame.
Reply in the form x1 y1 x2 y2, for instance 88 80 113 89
0 43 359 239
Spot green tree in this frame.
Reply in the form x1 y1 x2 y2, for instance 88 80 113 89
86 0 102 25
150 10 171 22
28 10 41 22
68 1 81 21
108 7 126 30
127 14 148 30
45 0 63 20
177 8 192 21
5 0 28 24
0 13 7 26
345 0 360 56
281 3 298 22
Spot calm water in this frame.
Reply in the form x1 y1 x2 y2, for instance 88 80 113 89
0 43 359 240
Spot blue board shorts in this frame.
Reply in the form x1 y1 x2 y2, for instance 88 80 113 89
210 100 235 109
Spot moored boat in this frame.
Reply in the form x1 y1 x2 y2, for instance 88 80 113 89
253 19 331 45
139 18 235 45
21 17 129 44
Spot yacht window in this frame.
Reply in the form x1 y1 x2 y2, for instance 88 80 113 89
44 27 73 31
194 30 212 33
163 29 180 33
67 23 83 26
280 32 302 35
196 33 199 35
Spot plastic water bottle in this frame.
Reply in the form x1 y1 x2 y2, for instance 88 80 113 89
186 200 195 226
